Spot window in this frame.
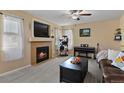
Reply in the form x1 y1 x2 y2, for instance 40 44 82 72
55 28 62 49
63 30 73 50
2 15 24 61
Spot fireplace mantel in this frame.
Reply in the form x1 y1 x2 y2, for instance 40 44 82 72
30 37 55 65
29 37 53 42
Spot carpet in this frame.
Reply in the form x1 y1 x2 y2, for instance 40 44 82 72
0 56 102 83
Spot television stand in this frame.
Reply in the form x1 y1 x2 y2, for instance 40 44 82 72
74 46 96 59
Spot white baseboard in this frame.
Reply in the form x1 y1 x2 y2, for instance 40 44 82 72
0 65 31 77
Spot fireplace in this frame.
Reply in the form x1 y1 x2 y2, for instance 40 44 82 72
36 46 49 63
30 39 53 65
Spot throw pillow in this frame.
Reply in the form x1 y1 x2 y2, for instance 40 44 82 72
111 52 124 71
108 49 120 61
96 50 108 62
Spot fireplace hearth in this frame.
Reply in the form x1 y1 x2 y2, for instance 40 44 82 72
36 46 49 63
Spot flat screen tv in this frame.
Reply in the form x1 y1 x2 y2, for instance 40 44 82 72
34 21 49 37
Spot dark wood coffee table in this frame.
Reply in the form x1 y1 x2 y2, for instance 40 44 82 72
60 57 88 83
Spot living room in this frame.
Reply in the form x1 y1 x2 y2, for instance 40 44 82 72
1 2 124 93
0 10 124 83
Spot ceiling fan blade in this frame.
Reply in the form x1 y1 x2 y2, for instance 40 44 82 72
79 13 92 16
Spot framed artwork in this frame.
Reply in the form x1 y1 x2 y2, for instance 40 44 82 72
80 28 90 37
114 35 122 41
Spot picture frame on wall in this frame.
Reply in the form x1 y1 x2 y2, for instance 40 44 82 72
80 28 90 37
114 35 122 41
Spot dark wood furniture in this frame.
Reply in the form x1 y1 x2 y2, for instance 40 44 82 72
99 59 124 83
60 57 88 83
74 46 96 59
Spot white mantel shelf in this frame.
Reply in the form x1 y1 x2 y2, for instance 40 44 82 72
29 37 53 42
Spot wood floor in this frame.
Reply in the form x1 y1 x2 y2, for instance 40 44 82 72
0 57 102 83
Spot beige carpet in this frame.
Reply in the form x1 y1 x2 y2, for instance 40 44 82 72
0 57 102 83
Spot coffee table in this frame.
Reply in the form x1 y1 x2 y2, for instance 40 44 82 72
60 57 88 83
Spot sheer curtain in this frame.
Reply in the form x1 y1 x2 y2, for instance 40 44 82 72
2 15 24 61
63 29 73 50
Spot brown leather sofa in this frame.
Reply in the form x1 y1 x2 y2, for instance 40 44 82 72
99 59 124 83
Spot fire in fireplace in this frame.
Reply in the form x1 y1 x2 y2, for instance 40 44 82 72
36 46 49 63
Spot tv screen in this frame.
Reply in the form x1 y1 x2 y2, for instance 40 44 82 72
34 21 49 37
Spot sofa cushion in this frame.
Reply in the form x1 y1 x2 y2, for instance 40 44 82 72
99 59 112 67
108 49 120 61
99 59 112 72
96 50 108 62
111 52 124 71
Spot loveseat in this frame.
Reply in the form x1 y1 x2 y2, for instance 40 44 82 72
99 59 124 83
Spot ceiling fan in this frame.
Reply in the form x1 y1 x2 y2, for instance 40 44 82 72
68 10 92 20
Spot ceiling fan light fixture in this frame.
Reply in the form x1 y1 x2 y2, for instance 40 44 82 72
72 15 78 20
72 16 80 20
67 10 91 21
79 10 86 14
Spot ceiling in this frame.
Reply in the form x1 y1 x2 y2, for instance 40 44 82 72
25 10 124 26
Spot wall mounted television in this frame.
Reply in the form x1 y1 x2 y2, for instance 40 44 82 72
34 21 49 37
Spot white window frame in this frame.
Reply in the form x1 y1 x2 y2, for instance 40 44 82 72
2 15 24 62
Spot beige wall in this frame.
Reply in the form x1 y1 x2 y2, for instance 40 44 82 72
63 19 121 50
120 15 124 50
0 10 59 74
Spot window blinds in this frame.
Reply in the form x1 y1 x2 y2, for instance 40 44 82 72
2 15 24 61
